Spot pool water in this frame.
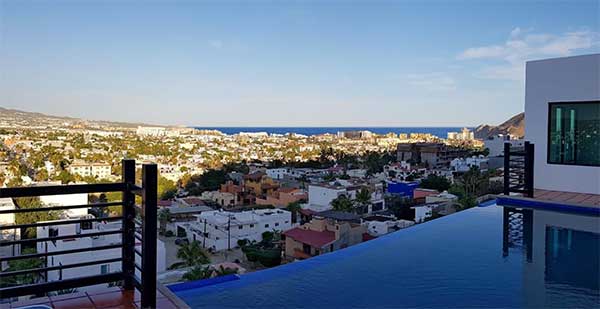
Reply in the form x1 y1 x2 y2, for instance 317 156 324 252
173 204 600 308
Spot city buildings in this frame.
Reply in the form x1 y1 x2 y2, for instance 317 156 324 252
447 127 475 140
396 143 470 168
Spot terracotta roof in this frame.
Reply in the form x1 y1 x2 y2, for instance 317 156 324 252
244 171 266 181
284 227 336 248
362 233 377 242
299 209 317 216
158 200 173 207
183 197 205 206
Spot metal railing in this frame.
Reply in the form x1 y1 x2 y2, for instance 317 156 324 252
0 159 157 308
503 142 534 198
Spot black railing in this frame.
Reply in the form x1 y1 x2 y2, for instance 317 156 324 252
0 159 157 308
503 142 534 198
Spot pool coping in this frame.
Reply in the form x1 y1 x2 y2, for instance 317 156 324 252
496 196 600 216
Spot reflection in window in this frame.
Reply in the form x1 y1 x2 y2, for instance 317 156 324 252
545 226 599 291
548 101 600 166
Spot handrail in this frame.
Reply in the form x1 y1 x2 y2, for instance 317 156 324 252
0 159 158 308
0 182 126 198
503 142 534 198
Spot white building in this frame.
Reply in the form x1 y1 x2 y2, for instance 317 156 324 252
447 127 475 140
525 54 599 194
136 126 167 137
178 209 292 252
0 198 19 270
266 168 289 180
484 134 524 157
306 181 385 213
362 215 415 237
450 156 489 173
37 219 166 283
68 162 112 179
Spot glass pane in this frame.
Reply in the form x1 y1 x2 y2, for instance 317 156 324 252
548 107 563 163
548 102 600 166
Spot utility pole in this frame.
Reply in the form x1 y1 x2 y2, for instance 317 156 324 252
203 218 207 249
227 215 231 250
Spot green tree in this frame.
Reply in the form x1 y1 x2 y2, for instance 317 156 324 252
158 208 171 234
355 187 372 214
170 241 210 269
182 265 212 281
0 248 43 287
158 176 177 200
419 174 451 192
14 197 61 239
331 195 354 212
286 201 302 224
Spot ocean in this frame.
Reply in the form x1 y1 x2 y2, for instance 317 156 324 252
192 127 471 138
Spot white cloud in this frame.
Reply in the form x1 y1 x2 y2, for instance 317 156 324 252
458 28 599 81
404 72 456 91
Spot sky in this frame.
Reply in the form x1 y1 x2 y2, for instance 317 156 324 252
0 0 598 127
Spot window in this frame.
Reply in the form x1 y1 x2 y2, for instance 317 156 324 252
264 224 269 228
49 227 59 238
548 101 600 166
81 221 92 230
249 224 254 228
275 223 279 227
238 225 243 230
100 264 110 274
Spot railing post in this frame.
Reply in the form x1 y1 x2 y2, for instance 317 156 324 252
121 159 136 290
141 164 157 309
503 143 510 196
524 142 535 198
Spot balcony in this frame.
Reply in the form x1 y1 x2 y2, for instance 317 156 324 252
0 160 182 308
498 142 599 214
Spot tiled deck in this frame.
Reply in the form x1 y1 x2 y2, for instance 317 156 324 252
534 189 600 208
5 286 185 309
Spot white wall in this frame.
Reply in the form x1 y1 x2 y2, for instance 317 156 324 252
525 54 600 194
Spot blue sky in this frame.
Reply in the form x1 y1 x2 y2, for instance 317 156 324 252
1 0 598 126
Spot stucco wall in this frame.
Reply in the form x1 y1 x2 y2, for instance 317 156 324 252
525 54 600 194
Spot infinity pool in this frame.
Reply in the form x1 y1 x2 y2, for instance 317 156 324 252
172 204 600 308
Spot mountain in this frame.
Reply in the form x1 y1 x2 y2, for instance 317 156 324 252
0 106 163 129
474 113 524 140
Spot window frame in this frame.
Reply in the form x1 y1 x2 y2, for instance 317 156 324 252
547 101 600 167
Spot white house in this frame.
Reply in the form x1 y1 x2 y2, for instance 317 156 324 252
266 168 288 180
362 215 415 237
450 156 489 173
484 134 524 157
525 54 599 194
306 181 385 213
37 218 167 283
0 198 19 271
178 209 292 252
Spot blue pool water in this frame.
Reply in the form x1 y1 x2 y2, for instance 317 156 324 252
173 204 600 308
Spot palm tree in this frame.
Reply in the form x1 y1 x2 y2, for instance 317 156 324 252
182 265 212 281
171 241 210 269
355 187 372 214
213 265 238 277
158 208 171 234
286 201 302 223
331 195 354 212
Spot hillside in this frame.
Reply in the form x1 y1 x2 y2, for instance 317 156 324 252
474 113 524 139
0 106 161 129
